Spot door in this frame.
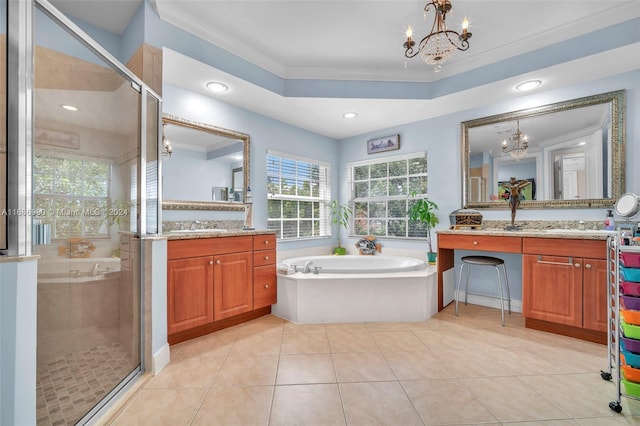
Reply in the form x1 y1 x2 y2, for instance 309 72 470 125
583 258 608 332
167 256 214 334
213 252 253 320
523 254 582 327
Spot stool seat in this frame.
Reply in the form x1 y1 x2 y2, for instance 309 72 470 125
456 255 511 326
461 256 504 266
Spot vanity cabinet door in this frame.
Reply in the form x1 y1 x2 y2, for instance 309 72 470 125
523 254 582 328
583 258 608 332
213 252 253 321
167 256 214 334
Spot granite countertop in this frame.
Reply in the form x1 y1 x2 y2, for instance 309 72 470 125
437 228 616 240
165 229 275 240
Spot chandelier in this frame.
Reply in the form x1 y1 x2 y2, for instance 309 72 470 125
162 124 173 158
502 120 529 160
403 0 472 72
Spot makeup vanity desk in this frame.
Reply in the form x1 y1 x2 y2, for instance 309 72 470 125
437 229 614 343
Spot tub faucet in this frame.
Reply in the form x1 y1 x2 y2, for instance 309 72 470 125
302 261 314 273
578 220 585 230
91 263 100 277
190 220 201 230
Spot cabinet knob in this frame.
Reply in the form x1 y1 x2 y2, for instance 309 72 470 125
473 241 478 245
264 284 269 289
264 256 269 260
264 240 270 245
216 259 221 264
574 263 581 268
585 263 592 269
209 260 214 265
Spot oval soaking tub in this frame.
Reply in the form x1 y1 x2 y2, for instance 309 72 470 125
282 255 426 274
273 255 436 324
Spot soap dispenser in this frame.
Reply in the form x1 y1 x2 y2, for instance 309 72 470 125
605 209 615 230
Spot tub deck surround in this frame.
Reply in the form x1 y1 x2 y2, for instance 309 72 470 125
437 228 612 344
273 255 437 324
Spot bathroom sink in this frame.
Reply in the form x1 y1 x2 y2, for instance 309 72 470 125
545 229 616 234
170 229 227 233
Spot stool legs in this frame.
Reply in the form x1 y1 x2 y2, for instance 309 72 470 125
455 262 511 326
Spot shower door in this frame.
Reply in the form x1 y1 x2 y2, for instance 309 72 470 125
32 4 154 424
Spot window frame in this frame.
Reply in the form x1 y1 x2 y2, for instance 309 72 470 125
348 151 429 240
266 151 331 241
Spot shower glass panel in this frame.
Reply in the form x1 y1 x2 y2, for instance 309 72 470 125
0 0 6 250
33 7 142 425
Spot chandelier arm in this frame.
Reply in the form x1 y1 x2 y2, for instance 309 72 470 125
441 30 470 52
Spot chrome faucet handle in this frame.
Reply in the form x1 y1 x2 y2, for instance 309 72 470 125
190 220 201 230
578 220 585 230
292 265 298 273
313 266 322 274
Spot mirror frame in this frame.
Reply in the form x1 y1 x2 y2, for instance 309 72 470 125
161 113 250 210
461 90 625 209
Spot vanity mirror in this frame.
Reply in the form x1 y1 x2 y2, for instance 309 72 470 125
461 90 625 209
161 114 250 211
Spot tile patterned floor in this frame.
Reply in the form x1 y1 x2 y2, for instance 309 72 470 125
37 343 135 426
109 304 640 425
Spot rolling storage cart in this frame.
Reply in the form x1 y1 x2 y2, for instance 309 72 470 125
602 235 640 413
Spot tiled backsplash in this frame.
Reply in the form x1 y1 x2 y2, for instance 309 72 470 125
162 220 245 232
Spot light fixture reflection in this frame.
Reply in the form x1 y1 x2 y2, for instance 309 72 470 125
343 112 357 119
61 104 78 111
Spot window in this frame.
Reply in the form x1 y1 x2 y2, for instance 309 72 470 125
267 151 331 239
33 154 111 238
348 152 428 238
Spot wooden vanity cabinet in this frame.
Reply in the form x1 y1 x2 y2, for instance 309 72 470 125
522 238 607 342
167 234 276 344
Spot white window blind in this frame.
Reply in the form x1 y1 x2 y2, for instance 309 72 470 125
267 151 331 240
33 154 111 238
348 151 429 238
130 160 158 234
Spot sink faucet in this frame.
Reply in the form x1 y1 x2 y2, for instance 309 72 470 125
578 220 585 230
302 261 314 273
190 220 201 230
90 263 100 277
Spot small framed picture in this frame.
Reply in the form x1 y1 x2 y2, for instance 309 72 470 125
367 134 399 154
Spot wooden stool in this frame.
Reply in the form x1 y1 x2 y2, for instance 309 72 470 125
455 255 511 326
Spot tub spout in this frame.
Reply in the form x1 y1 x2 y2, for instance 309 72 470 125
91 263 100 277
302 261 314 273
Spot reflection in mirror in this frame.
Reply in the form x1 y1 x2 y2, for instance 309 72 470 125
462 90 625 209
161 114 250 207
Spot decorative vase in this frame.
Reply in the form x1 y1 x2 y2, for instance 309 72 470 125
334 247 346 255
427 252 437 265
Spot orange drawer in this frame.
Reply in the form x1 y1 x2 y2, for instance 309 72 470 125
168 236 252 260
438 233 522 253
253 249 276 267
254 265 276 308
253 234 276 251
522 237 605 258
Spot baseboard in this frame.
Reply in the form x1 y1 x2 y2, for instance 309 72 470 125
458 292 523 313
152 343 170 375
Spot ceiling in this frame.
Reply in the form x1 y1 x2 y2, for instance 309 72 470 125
49 0 640 140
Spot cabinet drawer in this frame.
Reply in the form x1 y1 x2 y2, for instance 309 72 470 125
522 238 606 259
168 236 252 260
254 265 276 308
253 249 276 267
120 250 131 269
438 234 522 253
253 234 276 251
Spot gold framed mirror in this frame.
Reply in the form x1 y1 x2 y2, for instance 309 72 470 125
461 90 625 209
161 114 250 210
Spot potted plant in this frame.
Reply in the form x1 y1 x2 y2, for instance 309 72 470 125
329 200 352 255
407 193 440 264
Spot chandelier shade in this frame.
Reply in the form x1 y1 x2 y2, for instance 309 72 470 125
403 0 472 71
501 120 529 160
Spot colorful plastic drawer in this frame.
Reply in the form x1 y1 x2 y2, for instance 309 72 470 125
621 281 640 297
622 323 640 339
622 309 640 325
621 253 640 268
621 266 640 283
621 295 640 311
621 337 640 354
622 350 640 368
622 365 640 382
622 379 640 398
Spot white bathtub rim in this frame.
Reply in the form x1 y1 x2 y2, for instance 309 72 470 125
281 254 427 274
279 265 436 280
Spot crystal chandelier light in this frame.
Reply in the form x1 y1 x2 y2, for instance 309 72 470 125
403 0 472 72
502 120 529 160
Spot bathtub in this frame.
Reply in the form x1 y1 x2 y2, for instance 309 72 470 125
272 255 437 324
37 257 121 285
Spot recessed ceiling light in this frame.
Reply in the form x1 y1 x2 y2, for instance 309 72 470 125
343 112 357 119
206 81 229 93
515 80 542 92
578 141 586 146
61 104 78 111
